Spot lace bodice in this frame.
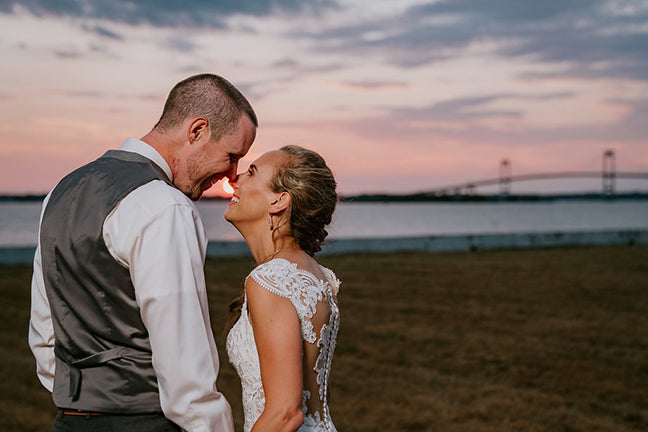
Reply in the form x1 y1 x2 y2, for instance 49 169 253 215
226 258 340 432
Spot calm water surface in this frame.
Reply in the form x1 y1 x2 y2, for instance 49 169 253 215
1 200 647 247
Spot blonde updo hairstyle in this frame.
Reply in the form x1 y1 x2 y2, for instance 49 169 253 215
270 145 338 256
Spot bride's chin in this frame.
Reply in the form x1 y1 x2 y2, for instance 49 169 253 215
224 214 242 230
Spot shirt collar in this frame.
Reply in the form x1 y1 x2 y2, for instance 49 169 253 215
118 137 174 182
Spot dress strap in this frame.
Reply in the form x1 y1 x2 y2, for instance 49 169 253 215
320 266 341 296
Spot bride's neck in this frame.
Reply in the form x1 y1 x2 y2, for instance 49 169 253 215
240 223 298 264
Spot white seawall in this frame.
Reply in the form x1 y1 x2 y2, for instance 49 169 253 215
2 229 647 265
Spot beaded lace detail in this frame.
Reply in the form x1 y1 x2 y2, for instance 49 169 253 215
226 258 340 432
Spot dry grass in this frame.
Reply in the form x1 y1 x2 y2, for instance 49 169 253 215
1 246 647 431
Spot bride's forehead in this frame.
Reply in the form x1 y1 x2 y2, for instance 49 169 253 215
253 151 285 168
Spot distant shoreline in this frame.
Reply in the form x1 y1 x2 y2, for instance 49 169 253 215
2 192 648 203
338 191 648 202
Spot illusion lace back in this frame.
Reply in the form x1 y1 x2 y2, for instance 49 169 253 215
226 258 340 432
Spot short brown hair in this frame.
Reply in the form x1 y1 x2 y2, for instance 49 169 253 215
154 73 257 139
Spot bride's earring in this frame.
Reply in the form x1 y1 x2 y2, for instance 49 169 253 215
268 214 273 231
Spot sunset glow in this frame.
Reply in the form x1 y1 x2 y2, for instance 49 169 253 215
0 1 647 196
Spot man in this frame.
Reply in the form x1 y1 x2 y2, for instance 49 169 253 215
29 74 257 431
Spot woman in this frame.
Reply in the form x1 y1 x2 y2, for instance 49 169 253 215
224 145 340 432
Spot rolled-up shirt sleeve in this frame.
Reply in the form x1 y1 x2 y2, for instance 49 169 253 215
105 183 234 432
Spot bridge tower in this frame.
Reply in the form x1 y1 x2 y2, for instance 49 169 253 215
602 150 615 196
499 159 511 195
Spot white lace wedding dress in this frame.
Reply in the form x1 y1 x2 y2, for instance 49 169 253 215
226 258 340 432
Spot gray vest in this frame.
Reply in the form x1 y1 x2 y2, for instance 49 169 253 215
40 150 173 413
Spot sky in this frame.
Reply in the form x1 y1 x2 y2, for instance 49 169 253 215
0 0 647 197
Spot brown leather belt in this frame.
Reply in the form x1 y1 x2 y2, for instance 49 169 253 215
57 408 106 416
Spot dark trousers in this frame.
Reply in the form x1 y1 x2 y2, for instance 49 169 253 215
52 411 181 432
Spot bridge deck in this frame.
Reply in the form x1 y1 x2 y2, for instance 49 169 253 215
430 171 648 194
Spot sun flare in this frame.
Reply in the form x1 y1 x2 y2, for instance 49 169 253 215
222 178 234 194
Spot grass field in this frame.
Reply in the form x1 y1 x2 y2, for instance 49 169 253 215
1 246 647 431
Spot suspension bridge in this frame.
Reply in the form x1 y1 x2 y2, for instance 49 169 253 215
428 150 648 196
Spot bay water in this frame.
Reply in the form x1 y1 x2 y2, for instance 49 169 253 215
1 199 647 248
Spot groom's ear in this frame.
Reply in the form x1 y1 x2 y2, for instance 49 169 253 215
186 117 209 144
269 192 291 214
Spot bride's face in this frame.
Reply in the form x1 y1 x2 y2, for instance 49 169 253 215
224 150 285 228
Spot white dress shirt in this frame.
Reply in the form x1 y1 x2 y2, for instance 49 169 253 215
28 137 234 432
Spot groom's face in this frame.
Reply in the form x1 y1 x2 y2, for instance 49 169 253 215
175 114 256 200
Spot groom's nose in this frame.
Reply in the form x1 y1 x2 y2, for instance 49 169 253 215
229 174 240 185
226 163 238 181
